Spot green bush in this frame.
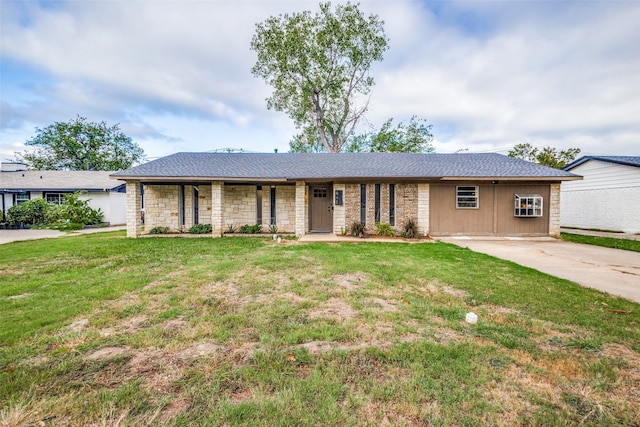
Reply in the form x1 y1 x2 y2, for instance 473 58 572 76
349 221 366 238
189 223 212 234
375 222 395 237
149 226 169 234
239 224 263 234
6 198 50 226
60 192 103 225
7 192 103 228
268 224 278 234
226 224 237 233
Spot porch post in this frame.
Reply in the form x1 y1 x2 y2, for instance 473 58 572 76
549 183 561 238
211 181 224 237
295 181 306 237
417 183 430 237
126 180 141 238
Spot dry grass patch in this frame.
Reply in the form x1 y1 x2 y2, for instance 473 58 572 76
308 298 357 321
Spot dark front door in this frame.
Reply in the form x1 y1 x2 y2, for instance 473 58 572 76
309 184 333 232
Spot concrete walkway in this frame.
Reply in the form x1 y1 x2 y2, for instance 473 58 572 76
438 236 640 303
0 226 126 244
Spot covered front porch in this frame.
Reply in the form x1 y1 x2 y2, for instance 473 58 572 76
125 180 311 238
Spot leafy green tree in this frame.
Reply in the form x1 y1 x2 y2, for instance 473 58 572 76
251 2 389 153
508 143 580 169
359 116 434 153
18 116 144 170
290 116 434 153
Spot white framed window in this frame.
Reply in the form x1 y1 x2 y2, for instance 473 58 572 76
456 186 478 209
15 192 30 205
45 193 68 205
514 194 543 217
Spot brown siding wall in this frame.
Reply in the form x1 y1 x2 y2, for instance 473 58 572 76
496 184 550 234
429 183 550 235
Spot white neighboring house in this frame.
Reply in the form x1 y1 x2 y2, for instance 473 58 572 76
0 162 126 225
561 156 640 234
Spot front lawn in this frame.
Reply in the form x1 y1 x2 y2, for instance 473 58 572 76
1 232 639 426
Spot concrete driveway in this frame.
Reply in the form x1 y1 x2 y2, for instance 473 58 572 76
438 236 640 303
0 226 125 244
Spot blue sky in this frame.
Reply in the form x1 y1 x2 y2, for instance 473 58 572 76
1 0 638 163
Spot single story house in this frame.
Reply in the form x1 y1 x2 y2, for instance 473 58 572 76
111 152 580 238
561 156 640 234
1 162 127 225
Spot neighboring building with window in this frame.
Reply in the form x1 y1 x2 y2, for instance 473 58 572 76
1 164 127 224
112 152 580 238
561 156 640 234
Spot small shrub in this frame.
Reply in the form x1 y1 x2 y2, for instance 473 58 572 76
226 224 237 234
375 222 395 237
269 224 278 234
239 224 263 234
189 223 212 234
400 218 419 239
149 226 169 234
349 221 366 238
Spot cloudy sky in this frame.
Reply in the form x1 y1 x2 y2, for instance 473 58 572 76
1 0 638 163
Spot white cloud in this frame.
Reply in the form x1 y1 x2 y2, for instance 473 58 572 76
1 0 638 162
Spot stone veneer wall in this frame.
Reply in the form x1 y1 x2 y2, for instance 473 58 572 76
144 184 180 231
275 185 296 233
417 183 430 236
549 183 561 238
395 183 418 231
344 183 360 231
343 183 419 234
256 185 297 233
197 185 212 225
223 185 257 228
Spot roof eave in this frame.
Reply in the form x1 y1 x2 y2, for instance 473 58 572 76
440 176 582 181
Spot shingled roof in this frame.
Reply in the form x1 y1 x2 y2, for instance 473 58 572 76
563 156 640 171
1 170 124 192
111 152 580 182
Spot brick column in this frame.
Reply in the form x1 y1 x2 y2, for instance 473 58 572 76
417 183 430 236
126 180 141 238
295 181 306 237
211 181 224 237
549 183 561 238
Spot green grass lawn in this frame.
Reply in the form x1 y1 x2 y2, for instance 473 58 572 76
1 231 639 426
561 232 640 252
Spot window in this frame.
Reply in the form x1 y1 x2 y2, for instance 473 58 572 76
313 188 327 198
389 184 395 226
514 194 543 217
270 186 276 225
256 186 263 224
45 193 68 205
14 192 29 205
193 186 199 225
456 186 478 209
178 185 185 226
374 184 381 223
360 184 367 224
